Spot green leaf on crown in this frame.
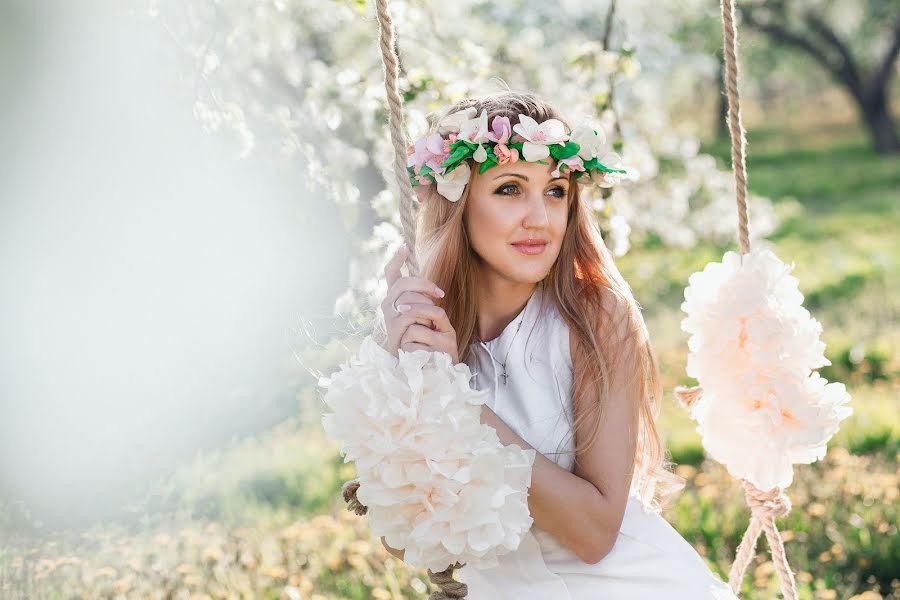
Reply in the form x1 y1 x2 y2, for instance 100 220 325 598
478 157 498 174
549 141 580 161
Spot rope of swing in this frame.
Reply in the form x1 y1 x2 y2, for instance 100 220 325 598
674 0 799 598
340 1 467 598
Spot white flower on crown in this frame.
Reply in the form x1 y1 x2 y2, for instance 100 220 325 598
569 123 610 161
512 114 569 162
457 109 492 163
437 107 477 135
433 161 471 202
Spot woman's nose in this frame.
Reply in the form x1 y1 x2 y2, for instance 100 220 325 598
523 193 550 228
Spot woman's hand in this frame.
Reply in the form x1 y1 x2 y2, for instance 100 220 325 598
381 243 460 365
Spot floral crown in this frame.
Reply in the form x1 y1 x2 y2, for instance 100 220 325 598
406 107 631 202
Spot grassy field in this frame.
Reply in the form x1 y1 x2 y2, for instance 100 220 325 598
1 118 898 599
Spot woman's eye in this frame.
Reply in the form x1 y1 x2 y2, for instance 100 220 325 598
495 183 568 198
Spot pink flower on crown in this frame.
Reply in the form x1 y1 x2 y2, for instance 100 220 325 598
487 116 512 144
551 155 585 178
494 144 519 165
407 133 450 173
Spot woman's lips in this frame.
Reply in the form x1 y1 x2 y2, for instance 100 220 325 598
511 241 548 255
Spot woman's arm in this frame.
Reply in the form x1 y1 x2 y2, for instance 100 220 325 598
480 295 641 565
479 405 620 564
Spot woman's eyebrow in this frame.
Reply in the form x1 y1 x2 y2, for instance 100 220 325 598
492 173 568 182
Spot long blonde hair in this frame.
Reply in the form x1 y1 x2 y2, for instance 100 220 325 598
411 90 685 513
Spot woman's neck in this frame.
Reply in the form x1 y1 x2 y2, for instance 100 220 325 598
475 278 539 343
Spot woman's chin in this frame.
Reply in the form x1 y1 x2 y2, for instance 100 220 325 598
503 263 552 284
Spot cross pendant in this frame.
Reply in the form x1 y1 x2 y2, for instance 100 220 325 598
500 364 508 385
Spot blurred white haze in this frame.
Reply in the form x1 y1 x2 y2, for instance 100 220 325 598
0 1 350 527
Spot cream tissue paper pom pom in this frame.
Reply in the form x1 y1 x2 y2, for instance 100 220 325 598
680 248 853 491
319 335 536 573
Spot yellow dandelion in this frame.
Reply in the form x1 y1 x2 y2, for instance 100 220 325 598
818 550 832 562
347 554 367 569
325 552 342 571
698 484 719 500
807 503 827 518
113 575 134 594
93 566 118 580
240 553 258 569
37 558 55 572
753 560 774 580
201 545 223 564
675 465 697 480
279 524 303 541
260 565 287 579
827 446 849 462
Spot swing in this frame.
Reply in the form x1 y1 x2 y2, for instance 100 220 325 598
321 0 853 598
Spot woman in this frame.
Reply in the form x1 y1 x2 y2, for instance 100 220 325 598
376 91 738 599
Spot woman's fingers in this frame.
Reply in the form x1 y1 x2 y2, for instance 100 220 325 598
395 303 453 333
399 323 444 352
383 243 409 288
390 276 444 302
394 290 435 307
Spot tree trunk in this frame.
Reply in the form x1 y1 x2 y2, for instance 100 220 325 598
860 87 900 154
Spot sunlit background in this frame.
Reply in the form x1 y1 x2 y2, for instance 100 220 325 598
0 1 351 525
1 0 897 598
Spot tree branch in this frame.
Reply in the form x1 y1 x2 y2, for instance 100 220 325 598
739 5 861 94
873 13 900 93
803 11 862 89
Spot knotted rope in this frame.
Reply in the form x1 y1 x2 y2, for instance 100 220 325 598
674 3 799 596
338 0 467 597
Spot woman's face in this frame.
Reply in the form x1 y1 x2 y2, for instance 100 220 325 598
463 159 570 285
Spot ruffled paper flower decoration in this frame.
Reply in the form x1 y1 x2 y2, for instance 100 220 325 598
407 108 634 202
319 335 537 573
679 248 853 492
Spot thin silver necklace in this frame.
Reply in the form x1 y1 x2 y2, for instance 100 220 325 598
481 308 527 386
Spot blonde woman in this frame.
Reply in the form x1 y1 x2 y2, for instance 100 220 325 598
377 91 737 599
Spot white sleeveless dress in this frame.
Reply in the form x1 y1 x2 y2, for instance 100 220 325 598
459 281 739 599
